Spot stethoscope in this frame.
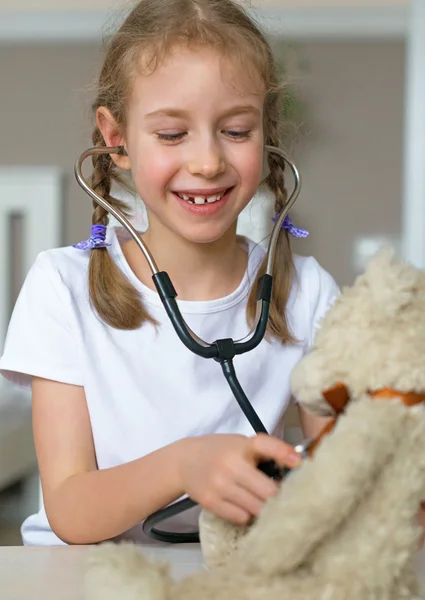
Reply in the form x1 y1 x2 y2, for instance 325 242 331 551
75 144 311 544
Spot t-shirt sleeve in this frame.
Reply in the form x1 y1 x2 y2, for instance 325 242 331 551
289 257 340 406
0 251 83 390
307 257 341 350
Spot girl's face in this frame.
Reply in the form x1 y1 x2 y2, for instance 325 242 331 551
103 46 265 245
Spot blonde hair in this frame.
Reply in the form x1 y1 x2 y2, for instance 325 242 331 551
89 0 295 343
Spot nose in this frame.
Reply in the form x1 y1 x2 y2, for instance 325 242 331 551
186 137 226 179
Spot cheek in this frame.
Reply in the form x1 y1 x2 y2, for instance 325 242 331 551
131 147 179 198
238 149 263 191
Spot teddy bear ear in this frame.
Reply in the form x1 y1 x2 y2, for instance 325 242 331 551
360 244 419 319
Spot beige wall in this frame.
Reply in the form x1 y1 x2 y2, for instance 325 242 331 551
0 0 410 11
0 44 104 242
287 40 404 285
0 39 405 286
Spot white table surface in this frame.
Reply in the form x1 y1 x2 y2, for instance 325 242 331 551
0 544 424 600
0 544 203 600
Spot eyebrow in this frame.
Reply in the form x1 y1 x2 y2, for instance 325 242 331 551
145 105 261 120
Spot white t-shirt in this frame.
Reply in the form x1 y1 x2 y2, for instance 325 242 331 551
0 227 339 546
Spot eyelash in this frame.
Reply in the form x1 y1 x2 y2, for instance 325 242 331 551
156 130 252 142
226 130 252 140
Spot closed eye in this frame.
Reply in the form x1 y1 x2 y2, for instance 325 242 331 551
156 130 252 144
156 132 187 142
224 130 252 140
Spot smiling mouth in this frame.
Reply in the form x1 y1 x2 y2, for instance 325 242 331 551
173 189 231 205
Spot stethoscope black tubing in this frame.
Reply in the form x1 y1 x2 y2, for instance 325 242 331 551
142 276 289 543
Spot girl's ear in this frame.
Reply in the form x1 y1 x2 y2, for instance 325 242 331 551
96 107 131 171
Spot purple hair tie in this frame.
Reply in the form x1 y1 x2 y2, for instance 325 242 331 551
72 224 111 250
272 213 309 239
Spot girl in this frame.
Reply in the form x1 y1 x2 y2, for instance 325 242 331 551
0 0 340 546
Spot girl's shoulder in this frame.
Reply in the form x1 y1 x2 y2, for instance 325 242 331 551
27 226 123 298
290 253 341 348
243 236 339 305
0 243 92 390
27 244 91 300
292 253 340 301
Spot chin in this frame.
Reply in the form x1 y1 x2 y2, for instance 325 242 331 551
178 222 237 245
182 232 228 245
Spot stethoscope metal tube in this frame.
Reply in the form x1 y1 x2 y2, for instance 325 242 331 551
74 144 302 543
75 145 300 352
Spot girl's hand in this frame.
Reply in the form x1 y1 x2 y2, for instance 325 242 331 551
179 433 302 525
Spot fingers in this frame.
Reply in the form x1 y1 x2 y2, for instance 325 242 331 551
191 433 302 527
235 460 279 502
199 465 280 525
214 468 280 525
213 500 252 526
224 485 264 517
250 433 302 469
215 460 281 525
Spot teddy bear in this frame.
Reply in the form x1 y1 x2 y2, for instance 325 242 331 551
84 246 425 600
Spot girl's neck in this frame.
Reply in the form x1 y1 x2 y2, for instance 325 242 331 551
120 223 248 302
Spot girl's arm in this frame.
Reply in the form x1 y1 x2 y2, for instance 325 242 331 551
297 404 332 439
33 377 300 545
33 377 189 545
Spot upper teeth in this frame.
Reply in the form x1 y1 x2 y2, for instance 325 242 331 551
177 192 225 204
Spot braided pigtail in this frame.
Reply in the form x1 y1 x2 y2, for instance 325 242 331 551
88 128 156 329
246 138 296 344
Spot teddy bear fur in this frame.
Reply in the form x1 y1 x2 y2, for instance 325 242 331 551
84 246 425 600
